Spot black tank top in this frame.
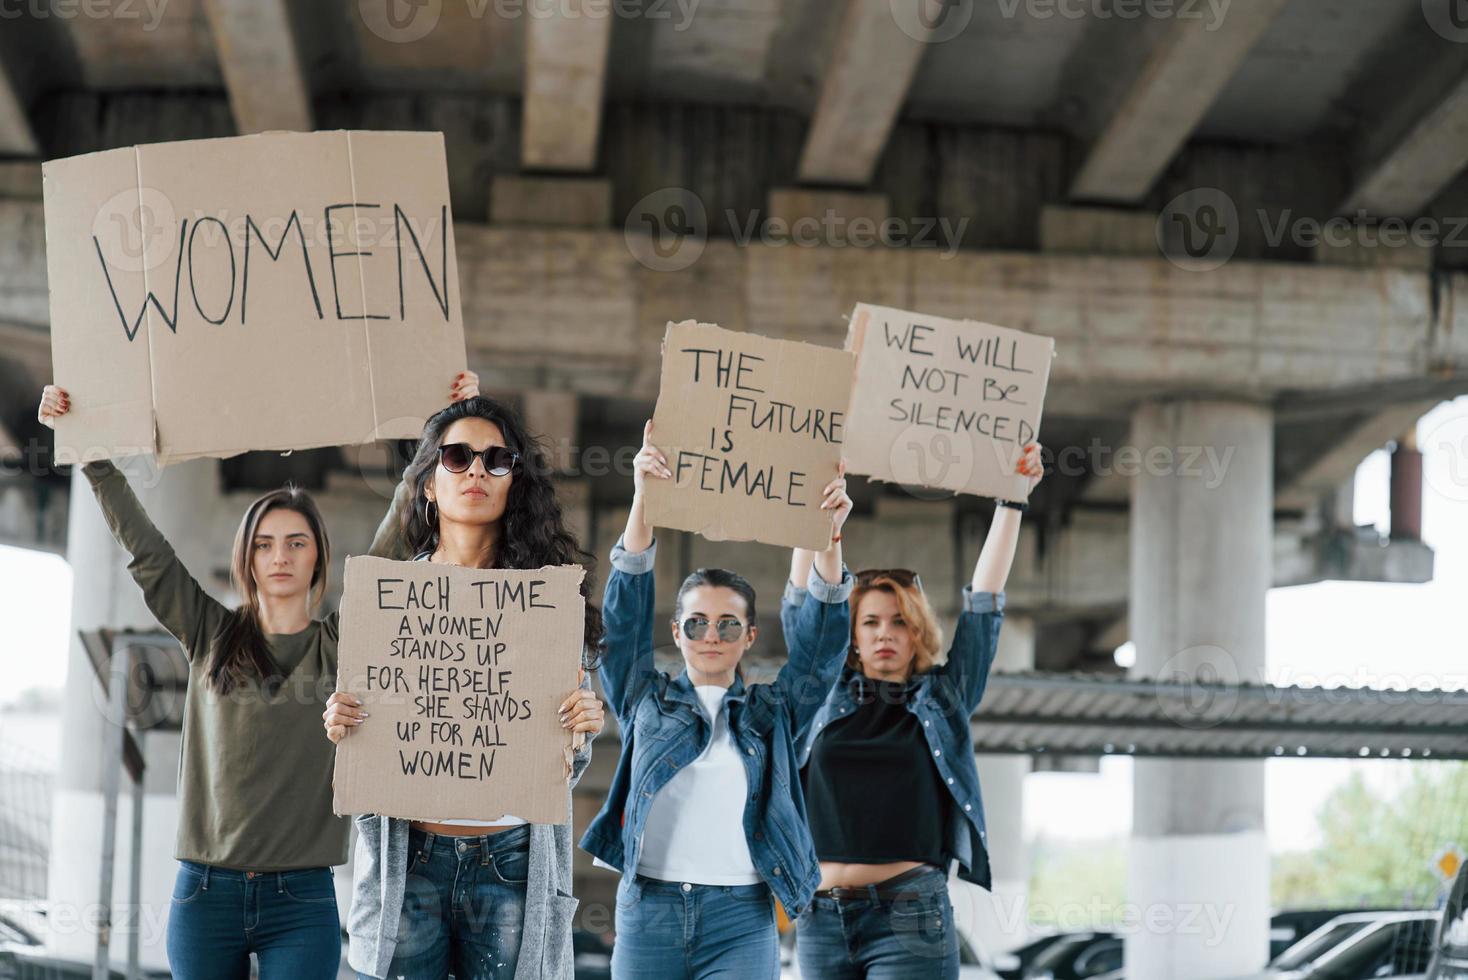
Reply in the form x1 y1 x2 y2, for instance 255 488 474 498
801 675 948 866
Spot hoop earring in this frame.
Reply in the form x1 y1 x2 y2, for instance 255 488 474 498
424 498 438 526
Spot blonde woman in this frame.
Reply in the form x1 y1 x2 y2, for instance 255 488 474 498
791 442 1045 980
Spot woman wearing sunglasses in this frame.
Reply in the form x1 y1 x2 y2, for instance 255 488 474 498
579 421 854 980
324 394 607 980
792 442 1045 980
35 372 477 980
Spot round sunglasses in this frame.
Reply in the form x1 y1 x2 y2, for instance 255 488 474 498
677 614 748 643
437 443 520 476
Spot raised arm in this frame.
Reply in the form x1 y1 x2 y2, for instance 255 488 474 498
971 442 1043 593
598 421 666 718
40 385 224 655
773 464 854 738
948 442 1044 710
365 370 480 560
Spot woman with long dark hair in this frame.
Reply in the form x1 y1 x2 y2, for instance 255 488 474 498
35 372 476 980
580 421 854 980
324 394 607 980
792 442 1045 980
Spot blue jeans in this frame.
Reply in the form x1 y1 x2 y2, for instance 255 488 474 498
795 867 958 980
369 825 531 980
166 861 340 980
612 875 778 979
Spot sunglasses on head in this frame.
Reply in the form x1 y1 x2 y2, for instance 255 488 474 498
438 443 519 476
677 615 748 643
856 568 924 592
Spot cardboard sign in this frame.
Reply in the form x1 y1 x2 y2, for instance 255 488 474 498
42 131 467 465
844 303 1054 501
332 556 585 825
642 320 856 552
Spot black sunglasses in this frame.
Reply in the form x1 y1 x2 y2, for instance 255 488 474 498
677 615 748 643
438 443 519 476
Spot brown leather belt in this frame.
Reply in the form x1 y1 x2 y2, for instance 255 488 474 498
813 864 941 901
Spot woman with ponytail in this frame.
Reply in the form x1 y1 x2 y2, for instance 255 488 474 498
35 371 477 980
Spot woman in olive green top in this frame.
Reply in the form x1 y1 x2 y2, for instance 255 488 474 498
37 374 479 980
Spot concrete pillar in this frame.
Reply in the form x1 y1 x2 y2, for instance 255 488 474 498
1126 401 1272 979
47 459 220 970
962 614 1034 957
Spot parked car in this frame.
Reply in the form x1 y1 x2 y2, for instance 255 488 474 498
993 934 1071 979
1228 911 1438 980
1266 912 1397 975
1427 861 1468 980
1022 932 1123 979
1271 909 1403 962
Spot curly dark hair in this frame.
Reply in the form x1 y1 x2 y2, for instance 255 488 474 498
400 395 605 666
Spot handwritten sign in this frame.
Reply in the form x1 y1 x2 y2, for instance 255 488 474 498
642 320 856 551
332 557 584 825
844 303 1054 501
42 130 467 465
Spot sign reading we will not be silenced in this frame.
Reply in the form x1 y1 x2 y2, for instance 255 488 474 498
844 303 1055 502
332 557 585 825
643 321 857 552
42 130 467 466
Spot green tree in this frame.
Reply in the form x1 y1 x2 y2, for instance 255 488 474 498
1272 764 1468 910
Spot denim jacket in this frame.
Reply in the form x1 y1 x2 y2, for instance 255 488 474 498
579 537 854 915
789 584 1004 890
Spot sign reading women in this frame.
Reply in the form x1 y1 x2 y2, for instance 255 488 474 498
643 320 856 551
332 557 585 825
843 303 1055 501
43 130 467 465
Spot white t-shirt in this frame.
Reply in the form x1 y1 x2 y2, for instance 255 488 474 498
636 684 761 885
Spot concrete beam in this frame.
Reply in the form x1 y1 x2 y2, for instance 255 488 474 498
3 198 1465 409
0 55 38 156
796 0 931 186
202 0 313 134
490 175 611 228
1069 0 1288 203
1277 399 1441 510
1342 67 1468 217
522 0 612 171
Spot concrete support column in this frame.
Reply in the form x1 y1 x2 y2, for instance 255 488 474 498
1126 400 1272 979
964 614 1034 957
48 459 221 970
